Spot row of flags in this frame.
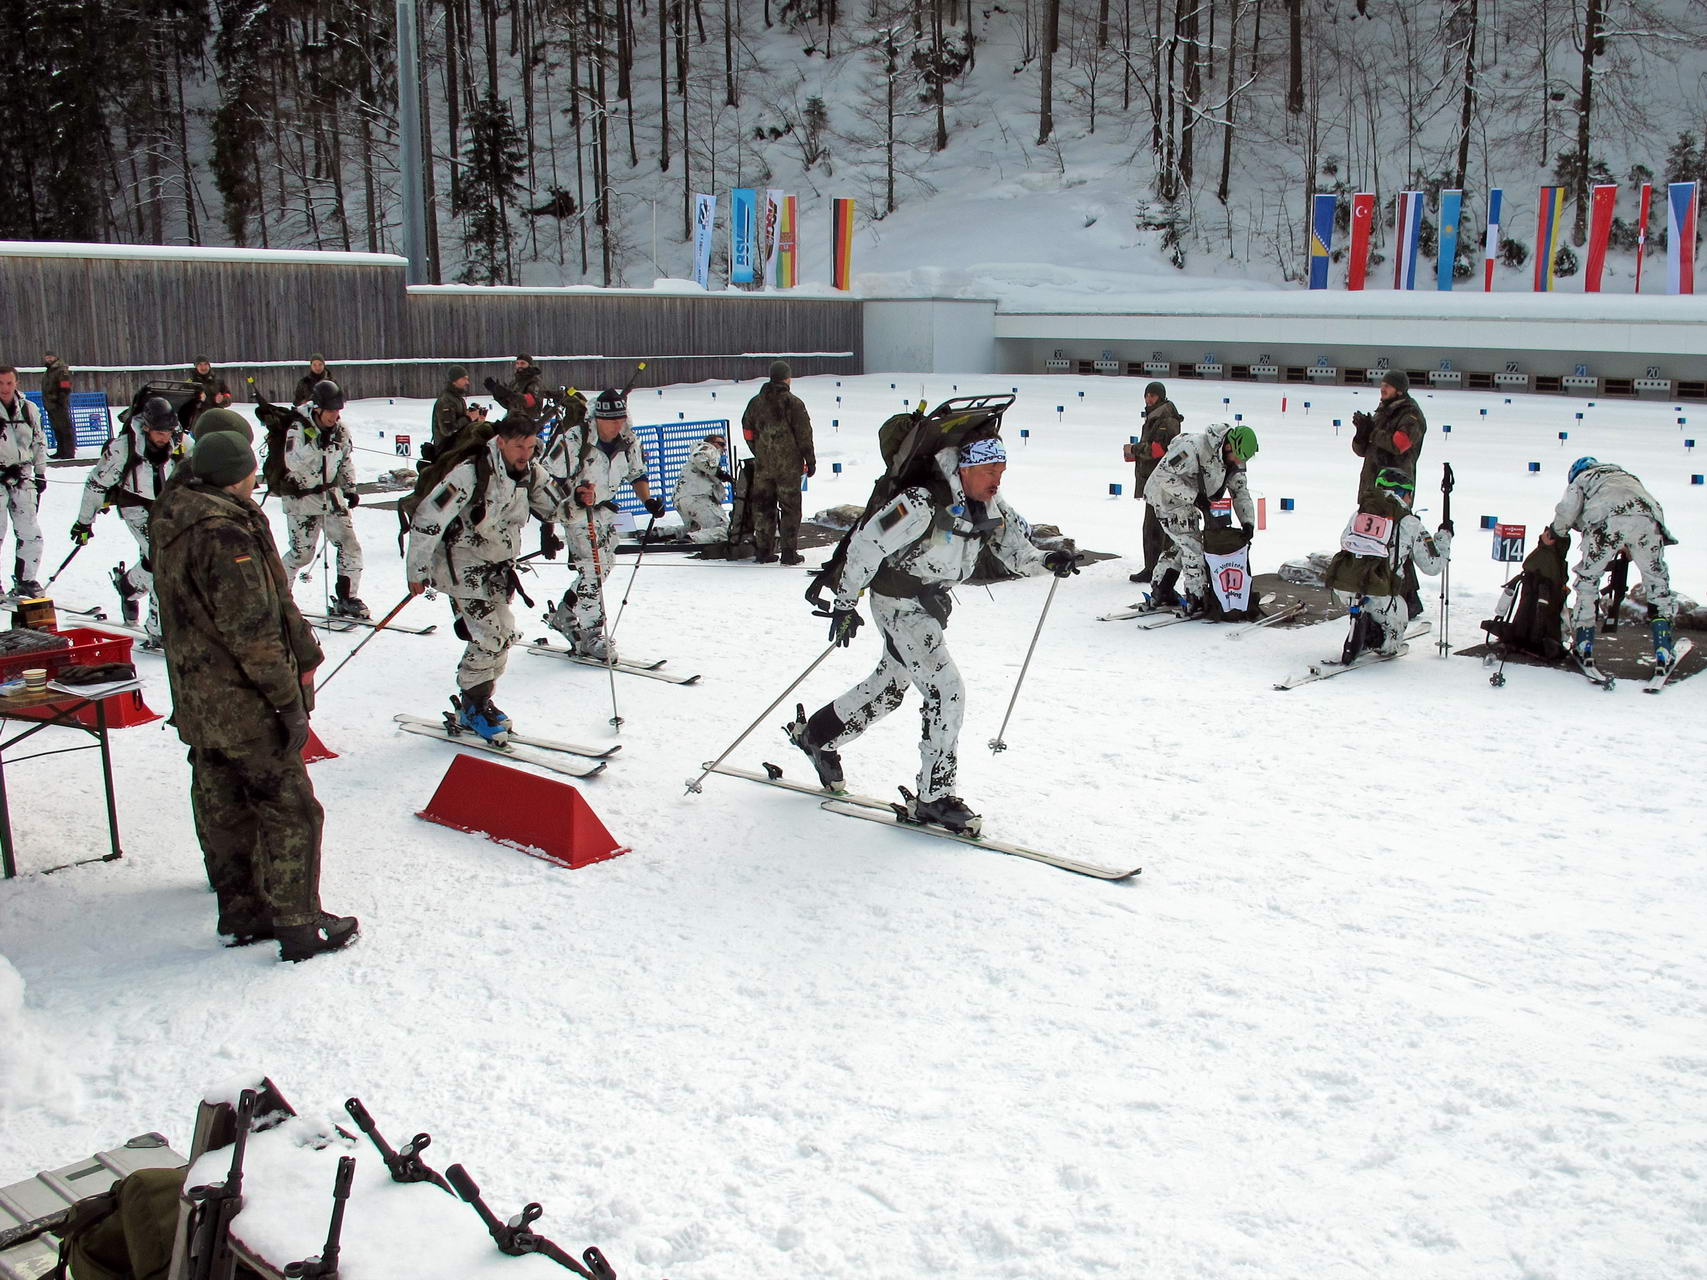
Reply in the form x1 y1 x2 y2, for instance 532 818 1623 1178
689 191 858 290
1307 182 1700 293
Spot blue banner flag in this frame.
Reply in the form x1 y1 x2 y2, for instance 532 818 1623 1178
1308 194 1335 289
1436 189 1462 291
729 188 757 284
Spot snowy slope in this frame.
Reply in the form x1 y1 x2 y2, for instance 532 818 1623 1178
3 375 1705 1278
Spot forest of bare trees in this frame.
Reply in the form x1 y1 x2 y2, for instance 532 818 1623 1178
3 0 1704 285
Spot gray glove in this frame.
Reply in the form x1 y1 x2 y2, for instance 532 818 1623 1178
277 705 310 755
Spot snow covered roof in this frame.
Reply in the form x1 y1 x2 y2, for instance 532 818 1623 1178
0 240 408 268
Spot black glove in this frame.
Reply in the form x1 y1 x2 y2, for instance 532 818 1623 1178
643 495 666 518
805 460 817 478
70 521 93 545
277 705 310 755
1042 550 1081 579
1438 519 1455 536
818 605 862 647
34 477 47 498
343 489 360 507
539 523 563 559
1351 410 1374 429
484 376 501 395
715 469 735 485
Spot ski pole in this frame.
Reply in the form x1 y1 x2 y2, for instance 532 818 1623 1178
42 542 84 591
606 512 659 644
1437 462 1455 656
315 591 420 693
989 573 1061 753
586 506 621 731
685 641 841 795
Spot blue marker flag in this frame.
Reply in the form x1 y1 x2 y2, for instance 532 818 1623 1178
1437 189 1462 291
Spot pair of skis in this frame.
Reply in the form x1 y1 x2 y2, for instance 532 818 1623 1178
1573 636 1694 694
302 610 437 636
1272 621 1434 690
707 763 1140 881
393 714 615 778
526 638 701 684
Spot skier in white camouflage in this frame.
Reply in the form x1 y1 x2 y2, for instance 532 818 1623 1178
0 366 48 599
1142 421 1259 614
672 430 732 542
1542 456 1679 669
1325 467 1452 658
786 435 1080 834
279 380 369 619
72 394 191 643
406 416 559 741
539 387 665 661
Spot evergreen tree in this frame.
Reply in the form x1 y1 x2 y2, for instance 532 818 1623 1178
0 0 109 240
454 90 528 283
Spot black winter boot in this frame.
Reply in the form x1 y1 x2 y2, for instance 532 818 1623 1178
910 793 982 836
277 913 360 962
785 703 845 792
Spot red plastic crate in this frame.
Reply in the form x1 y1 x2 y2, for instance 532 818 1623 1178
1 626 159 729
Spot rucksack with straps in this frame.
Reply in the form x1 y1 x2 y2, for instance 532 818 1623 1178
396 420 498 552
254 399 313 499
805 394 1013 610
51 1166 184 1280
1324 493 1410 599
1481 531 1571 662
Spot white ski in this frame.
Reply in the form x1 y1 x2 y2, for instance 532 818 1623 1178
709 763 1140 881
1643 637 1694 694
57 608 162 649
300 612 438 636
525 640 701 684
1273 622 1432 690
392 714 610 776
1224 601 1305 639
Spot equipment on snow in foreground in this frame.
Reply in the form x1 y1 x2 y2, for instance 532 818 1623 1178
1274 622 1433 689
989 572 1063 753
684 642 843 794
344 1098 451 1193
42 542 84 591
281 1155 355 1280
315 592 423 694
443 1163 615 1280
182 1088 255 1280
1437 462 1455 655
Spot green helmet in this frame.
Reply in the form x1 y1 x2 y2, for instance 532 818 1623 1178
1224 424 1259 462
1373 466 1415 498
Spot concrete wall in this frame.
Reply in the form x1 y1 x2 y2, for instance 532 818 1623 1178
863 299 999 374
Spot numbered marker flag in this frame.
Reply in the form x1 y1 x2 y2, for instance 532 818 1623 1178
1308 194 1335 289
1483 187 1502 292
1669 181 1698 295
1393 191 1423 290
1584 184 1618 292
1348 192 1375 290
1436 189 1462 291
1534 186 1566 291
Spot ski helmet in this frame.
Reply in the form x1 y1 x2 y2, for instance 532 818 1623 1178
310 379 345 412
141 396 177 431
1373 467 1415 499
1568 455 1599 482
593 388 627 419
1224 424 1259 462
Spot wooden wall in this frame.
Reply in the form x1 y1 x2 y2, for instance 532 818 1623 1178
0 247 861 403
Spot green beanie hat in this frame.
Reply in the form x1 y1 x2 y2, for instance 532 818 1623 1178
1224 424 1259 462
192 431 257 485
192 406 254 442
769 359 792 382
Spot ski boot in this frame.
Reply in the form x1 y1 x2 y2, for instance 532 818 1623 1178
1145 568 1183 610
1572 625 1596 662
1341 606 1375 665
575 633 617 664
277 913 360 963
905 790 983 837
1651 617 1676 672
449 681 512 745
111 563 143 625
331 575 371 620
784 703 845 793
14 579 42 600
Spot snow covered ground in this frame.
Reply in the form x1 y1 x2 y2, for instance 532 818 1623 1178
4 374 1705 1279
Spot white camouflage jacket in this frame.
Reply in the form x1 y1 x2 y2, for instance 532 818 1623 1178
281 420 358 515
0 396 47 481
673 439 726 505
77 423 189 522
540 422 648 510
407 437 558 598
834 448 1048 609
1548 465 1675 542
1143 422 1255 526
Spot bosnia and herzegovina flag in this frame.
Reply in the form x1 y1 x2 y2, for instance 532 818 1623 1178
1436 189 1462 291
1307 194 1334 289
1533 186 1566 291
1668 181 1698 295
1392 192 1423 289
1483 188 1503 291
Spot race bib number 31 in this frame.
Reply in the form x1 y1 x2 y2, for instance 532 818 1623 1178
1341 511 1395 557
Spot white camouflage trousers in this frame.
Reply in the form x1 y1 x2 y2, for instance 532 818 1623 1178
1 480 42 583
282 510 363 596
545 509 619 654
1333 590 1410 656
819 592 965 802
675 492 729 542
1153 504 1207 597
1569 513 1674 630
452 584 519 691
118 507 160 637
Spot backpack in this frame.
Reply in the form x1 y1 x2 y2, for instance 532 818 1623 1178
1199 525 1262 622
1324 494 1409 599
806 394 1013 609
255 400 312 498
51 1167 185 1280
396 420 498 552
1482 532 1571 662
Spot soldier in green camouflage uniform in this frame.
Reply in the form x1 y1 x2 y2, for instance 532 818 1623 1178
151 430 359 962
186 357 219 431
42 351 76 458
739 360 815 563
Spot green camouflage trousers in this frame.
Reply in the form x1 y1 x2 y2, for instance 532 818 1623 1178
748 460 804 556
188 738 325 930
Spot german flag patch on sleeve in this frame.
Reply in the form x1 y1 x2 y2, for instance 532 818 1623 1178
878 500 908 532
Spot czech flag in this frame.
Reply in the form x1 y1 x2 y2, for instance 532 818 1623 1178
1669 181 1698 294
